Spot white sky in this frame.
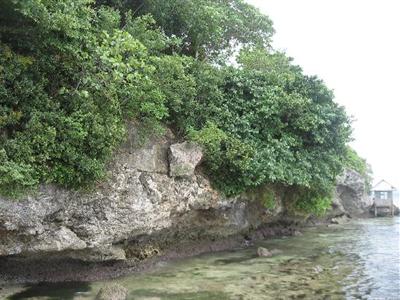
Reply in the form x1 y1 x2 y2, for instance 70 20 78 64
247 0 400 190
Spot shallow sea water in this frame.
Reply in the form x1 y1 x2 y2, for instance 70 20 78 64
3 217 400 300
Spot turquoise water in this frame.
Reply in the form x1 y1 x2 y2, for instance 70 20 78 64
3 217 400 299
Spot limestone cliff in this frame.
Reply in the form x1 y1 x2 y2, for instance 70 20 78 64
0 126 273 264
0 126 371 283
332 169 372 218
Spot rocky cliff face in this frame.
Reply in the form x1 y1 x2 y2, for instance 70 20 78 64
0 126 371 282
332 169 372 218
0 126 276 264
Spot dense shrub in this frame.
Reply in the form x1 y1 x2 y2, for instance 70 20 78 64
184 61 351 199
125 0 274 61
0 1 356 215
167 50 352 213
0 1 167 195
345 147 373 191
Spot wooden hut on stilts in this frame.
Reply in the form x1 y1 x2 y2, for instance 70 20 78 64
371 180 398 217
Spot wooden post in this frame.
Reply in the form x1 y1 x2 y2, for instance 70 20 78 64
391 199 394 216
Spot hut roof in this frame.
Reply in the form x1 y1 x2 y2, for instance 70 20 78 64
372 180 397 191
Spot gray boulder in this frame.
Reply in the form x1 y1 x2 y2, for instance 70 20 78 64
169 142 203 177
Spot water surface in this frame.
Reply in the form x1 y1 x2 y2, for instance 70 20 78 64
4 217 400 299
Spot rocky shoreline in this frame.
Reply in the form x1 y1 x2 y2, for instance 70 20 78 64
0 125 373 286
0 221 301 285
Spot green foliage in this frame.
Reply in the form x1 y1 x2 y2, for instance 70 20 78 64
0 149 38 197
0 0 168 195
294 187 332 216
345 147 373 191
344 147 368 176
131 0 274 61
150 55 197 131
237 47 295 74
1 0 353 216
124 13 178 55
176 57 351 199
171 49 352 213
262 190 276 210
189 122 255 195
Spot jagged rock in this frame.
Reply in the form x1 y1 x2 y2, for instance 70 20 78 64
333 169 372 216
120 124 172 174
168 142 203 177
96 284 128 300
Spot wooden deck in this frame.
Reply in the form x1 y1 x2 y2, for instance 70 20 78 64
373 198 394 217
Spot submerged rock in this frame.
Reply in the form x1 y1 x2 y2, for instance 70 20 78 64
293 230 303 236
331 215 350 225
257 247 272 257
96 283 128 300
312 265 324 274
257 247 282 257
